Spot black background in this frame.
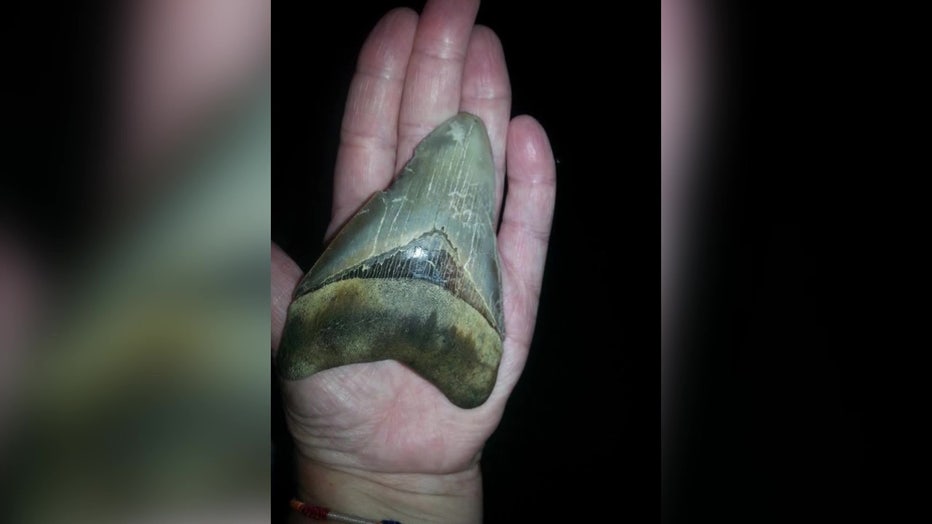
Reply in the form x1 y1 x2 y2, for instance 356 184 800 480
273 1 658 521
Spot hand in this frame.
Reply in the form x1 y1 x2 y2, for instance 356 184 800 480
271 0 555 520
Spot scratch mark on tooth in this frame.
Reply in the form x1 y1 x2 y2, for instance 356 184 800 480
371 195 388 257
389 195 406 235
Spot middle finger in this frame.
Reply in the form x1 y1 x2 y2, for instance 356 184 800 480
395 0 480 173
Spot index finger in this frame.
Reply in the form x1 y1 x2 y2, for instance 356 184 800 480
394 0 480 174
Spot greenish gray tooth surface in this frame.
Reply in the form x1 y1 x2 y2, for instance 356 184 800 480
278 112 504 409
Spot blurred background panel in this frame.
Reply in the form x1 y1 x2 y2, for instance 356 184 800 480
662 1 861 521
3 1 270 523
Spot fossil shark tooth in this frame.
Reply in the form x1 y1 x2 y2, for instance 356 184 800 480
277 112 504 409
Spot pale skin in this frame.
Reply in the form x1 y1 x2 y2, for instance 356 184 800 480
270 0 557 522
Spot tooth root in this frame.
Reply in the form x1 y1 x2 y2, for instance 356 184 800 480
278 112 504 409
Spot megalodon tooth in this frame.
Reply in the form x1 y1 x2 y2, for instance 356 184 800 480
278 112 504 409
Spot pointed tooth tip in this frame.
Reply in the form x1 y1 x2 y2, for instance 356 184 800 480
439 111 488 136
454 111 483 124
415 112 493 160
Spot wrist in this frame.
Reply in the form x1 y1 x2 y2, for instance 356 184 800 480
292 455 483 524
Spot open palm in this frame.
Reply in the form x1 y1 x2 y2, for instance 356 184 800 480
271 0 555 478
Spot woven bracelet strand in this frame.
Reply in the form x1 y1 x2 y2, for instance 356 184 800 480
291 498 402 524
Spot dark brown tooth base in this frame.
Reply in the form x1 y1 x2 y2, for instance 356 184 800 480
277 112 504 409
